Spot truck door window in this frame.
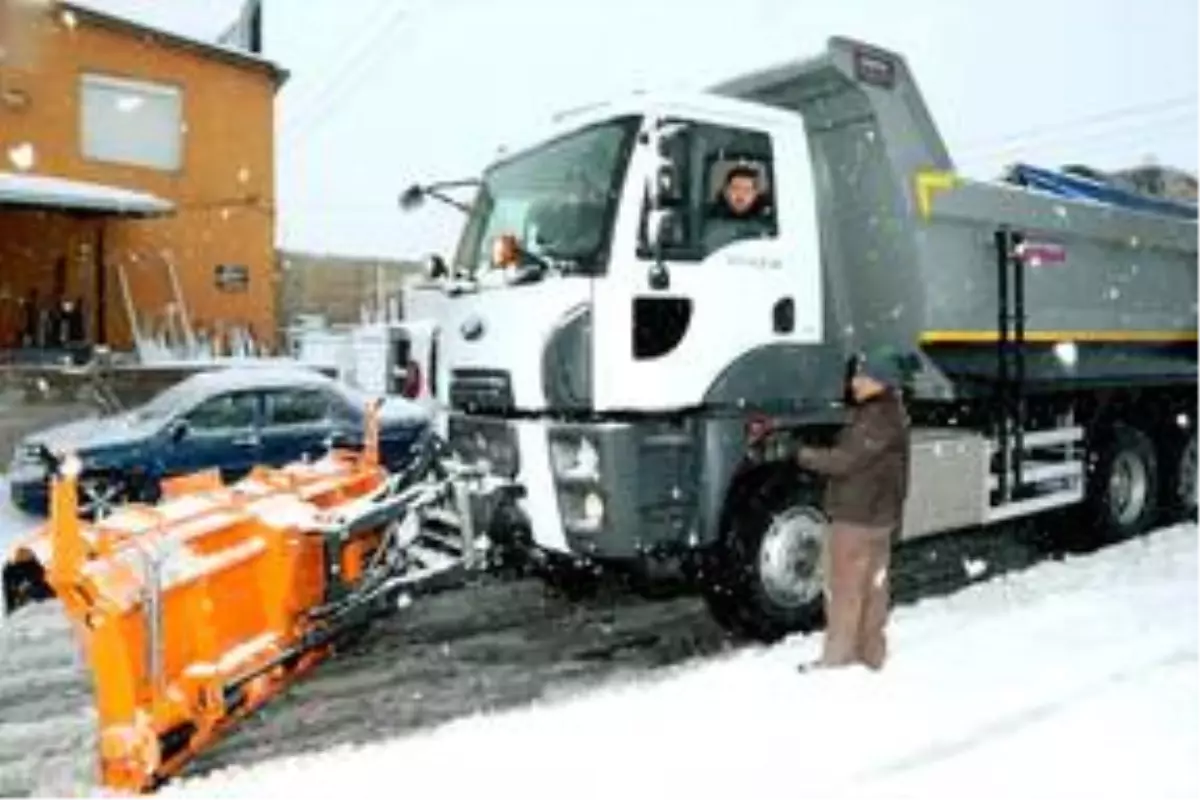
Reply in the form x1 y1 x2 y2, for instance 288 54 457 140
640 122 777 262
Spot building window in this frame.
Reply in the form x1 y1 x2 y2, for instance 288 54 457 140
80 74 183 171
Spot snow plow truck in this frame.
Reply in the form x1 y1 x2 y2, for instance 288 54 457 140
1 35 1195 793
401 34 1196 639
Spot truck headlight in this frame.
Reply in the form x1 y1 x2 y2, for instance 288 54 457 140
583 491 604 524
559 488 605 533
549 436 600 482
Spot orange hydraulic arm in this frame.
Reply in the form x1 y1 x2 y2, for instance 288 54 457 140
35 407 440 793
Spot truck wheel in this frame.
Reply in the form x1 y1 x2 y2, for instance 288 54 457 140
702 486 827 643
1086 423 1160 544
1167 429 1197 520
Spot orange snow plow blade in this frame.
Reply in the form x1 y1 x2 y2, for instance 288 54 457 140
20 409 461 793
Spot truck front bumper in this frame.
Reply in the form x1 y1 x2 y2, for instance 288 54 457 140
447 414 699 561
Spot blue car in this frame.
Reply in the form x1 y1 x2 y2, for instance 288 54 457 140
7 366 430 518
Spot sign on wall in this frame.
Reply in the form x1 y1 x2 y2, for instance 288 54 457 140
215 264 250 292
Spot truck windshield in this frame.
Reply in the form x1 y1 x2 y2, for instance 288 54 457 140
453 115 640 277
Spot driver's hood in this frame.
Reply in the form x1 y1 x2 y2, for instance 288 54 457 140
431 278 592 411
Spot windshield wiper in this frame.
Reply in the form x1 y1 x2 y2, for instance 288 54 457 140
399 178 479 215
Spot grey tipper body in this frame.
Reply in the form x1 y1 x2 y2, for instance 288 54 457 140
403 36 1197 641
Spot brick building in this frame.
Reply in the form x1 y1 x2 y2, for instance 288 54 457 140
0 0 285 359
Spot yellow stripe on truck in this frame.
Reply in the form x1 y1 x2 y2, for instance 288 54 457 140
921 330 1199 344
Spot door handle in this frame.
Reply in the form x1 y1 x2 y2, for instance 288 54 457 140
232 434 260 447
773 297 795 334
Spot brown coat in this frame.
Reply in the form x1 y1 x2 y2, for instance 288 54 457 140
797 390 911 528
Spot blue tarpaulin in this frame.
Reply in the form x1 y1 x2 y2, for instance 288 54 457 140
1006 163 1198 220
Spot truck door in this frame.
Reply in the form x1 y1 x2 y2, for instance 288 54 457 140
592 114 823 412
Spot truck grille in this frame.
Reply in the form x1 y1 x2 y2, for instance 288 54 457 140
447 414 520 478
449 369 515 415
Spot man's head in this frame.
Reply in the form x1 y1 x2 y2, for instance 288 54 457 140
722 165 762 217
849 348 905 403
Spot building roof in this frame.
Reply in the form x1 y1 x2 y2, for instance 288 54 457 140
0 171 175 216
60 1 288 87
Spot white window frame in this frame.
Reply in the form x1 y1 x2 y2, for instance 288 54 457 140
79 73 184 172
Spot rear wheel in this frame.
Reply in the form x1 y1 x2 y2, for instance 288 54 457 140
1164 428 1197 520
1085 423 1160 545
702 481 827 643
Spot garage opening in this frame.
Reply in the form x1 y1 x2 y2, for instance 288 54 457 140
0 171 174 365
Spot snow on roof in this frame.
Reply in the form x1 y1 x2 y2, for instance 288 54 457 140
60 1 287 84
64 0 246 44
0 171 174 216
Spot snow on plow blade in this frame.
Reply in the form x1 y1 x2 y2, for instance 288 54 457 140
3 410 499 793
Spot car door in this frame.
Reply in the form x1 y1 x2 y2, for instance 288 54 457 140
260 387 335 466
162 390 263 482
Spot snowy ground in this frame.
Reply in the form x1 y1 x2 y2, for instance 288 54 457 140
169 523 1199 800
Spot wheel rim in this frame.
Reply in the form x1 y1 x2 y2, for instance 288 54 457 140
79 477 123 519
1108 450 1149 526
757 507 826 609
1178 434 1197 513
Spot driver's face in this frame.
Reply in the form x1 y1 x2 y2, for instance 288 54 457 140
724 176 759 216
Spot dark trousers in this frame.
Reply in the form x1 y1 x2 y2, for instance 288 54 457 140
820 522 894 670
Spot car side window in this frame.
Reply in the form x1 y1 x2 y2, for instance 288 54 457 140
639 121 778 262
185 392 257 432
265 389 330 426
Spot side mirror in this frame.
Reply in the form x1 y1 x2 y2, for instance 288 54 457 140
648 121 689 209
645 208 685 252
399 184 425 211
651 162 684 208
169 419 189 443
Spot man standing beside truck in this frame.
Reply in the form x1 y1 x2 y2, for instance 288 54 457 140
795 349 911 671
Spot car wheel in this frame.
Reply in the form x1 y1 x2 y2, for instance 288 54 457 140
77 473 129 521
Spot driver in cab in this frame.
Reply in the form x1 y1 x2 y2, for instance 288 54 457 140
703 163 773 254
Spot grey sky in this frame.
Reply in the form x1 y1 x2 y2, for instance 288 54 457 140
254 0 1196 260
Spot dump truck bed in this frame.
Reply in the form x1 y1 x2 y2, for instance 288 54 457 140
714 37 1197 395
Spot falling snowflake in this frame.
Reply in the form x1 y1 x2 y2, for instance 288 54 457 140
60 9 77 28
1129 235 1140 248
963 558 988 579
1053 205 1068 219
238 167 251 184
7 142 35 171
1053 341 1078 367
1107 286 1121 300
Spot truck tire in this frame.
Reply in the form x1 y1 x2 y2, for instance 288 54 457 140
701 481 827 643
1086 423 1160 544
1166 428 1197 520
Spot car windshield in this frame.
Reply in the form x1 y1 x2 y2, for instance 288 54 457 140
128 377 205 423
452 115 640 277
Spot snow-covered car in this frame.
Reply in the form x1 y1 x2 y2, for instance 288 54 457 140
7 365 430 517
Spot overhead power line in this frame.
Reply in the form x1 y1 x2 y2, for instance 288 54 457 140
954 95 1197 157
279 5 416 153
276 0 395 132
